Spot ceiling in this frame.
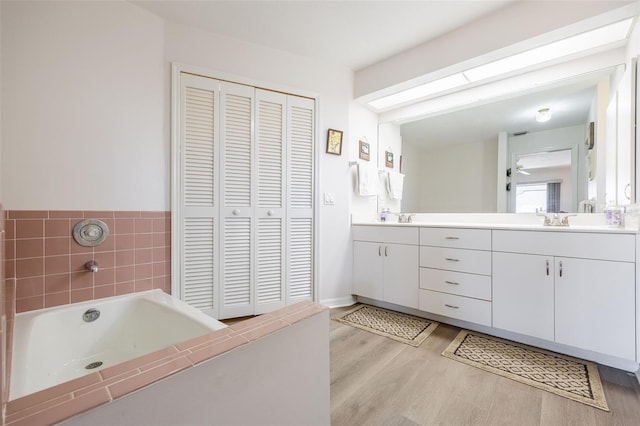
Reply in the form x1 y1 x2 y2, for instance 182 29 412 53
131 0 515 71
132 1 632 151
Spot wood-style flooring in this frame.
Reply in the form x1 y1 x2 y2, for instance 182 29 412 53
330 306 640 426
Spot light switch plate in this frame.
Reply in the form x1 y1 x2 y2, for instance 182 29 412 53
323 192 335 205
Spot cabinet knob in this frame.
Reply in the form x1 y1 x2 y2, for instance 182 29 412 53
232 209 240 216
267 210 274 216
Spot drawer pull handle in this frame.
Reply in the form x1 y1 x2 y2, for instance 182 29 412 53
445 258 460 262
378 246 382 256
445 280 459 286
546 260 549 276
445 237 459 240
385 246 388 257
445 304 459 309
559 260 563 278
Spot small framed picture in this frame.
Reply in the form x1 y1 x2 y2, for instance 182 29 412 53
385 151 394 168
326 129 343 155
359 140 370 161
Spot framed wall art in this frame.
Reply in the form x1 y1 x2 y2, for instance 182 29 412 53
359 140 370 161
326 129 343 155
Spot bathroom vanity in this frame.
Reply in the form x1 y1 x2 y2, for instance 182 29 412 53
352 215 640 370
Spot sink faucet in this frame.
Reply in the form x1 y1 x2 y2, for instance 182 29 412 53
536 212 576 227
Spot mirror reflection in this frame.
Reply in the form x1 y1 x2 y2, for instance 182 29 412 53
512 150 573 213
399 78 612 213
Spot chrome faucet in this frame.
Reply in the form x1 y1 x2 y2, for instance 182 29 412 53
398 214 415 223
536 212 576 227
85 260 99 273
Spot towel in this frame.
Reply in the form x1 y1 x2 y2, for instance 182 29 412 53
387 171 404 200
357 163 378 196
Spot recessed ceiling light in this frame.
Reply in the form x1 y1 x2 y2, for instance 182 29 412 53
536 108 552 123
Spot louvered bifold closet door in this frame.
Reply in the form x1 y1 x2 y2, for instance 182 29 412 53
219 81 255 319
254 89 287 314
287 95 315 303
179 73 220 316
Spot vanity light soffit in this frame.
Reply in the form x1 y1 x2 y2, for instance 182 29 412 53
367 17 634 112
368 73 469 110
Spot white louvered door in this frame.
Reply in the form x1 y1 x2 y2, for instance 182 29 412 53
219 81 255 319
175 70 314 320
255 89 287 314
179 73 220 317
287 96 315 303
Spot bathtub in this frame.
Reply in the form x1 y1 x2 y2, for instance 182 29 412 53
9 289 227 400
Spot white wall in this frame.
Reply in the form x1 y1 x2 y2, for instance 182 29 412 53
403 139 498 213
349 103 379 222
1 1 165 210
1 1 358 305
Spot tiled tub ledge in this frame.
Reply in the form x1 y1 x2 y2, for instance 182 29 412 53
5 301 327 426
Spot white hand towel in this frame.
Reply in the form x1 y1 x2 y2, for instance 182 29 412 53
387 171 405 200
357 163 378 196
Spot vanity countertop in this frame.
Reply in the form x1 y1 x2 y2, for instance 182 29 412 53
352 213 639 234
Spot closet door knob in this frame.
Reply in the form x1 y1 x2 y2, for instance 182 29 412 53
232 209 240 216
267 210 274 216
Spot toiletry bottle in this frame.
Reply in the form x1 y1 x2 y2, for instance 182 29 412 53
380 209 387 222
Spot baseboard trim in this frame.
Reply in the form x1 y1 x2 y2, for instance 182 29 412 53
319 296 356 309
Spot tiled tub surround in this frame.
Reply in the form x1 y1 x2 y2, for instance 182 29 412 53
4 210 171 313
5 301 327 426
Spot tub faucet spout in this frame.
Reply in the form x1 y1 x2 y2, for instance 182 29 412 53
85 260 99 273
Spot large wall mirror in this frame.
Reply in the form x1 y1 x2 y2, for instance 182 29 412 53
398 65 634 214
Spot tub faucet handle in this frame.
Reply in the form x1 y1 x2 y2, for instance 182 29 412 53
85 260 99 273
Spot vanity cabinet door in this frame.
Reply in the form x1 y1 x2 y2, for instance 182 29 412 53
383 243 419 309
555 257 635 360
493 252 554 341
353 241 384 300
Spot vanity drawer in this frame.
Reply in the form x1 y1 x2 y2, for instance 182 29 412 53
420 246 491 275
420 227 491 250
353 225 419 245
420 268 491 301
419 289 492 326
492 230 635 262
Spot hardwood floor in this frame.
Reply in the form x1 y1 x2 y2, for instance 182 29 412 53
330 306 640 426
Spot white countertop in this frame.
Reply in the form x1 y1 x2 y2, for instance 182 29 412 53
351 213 639 234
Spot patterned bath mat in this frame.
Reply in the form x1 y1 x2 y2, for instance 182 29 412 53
333 304 439 347
442 330 609 411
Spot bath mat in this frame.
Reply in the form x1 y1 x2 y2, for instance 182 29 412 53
442 330 609 411
333 304 439 347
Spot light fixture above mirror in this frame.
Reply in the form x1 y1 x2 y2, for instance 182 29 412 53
366 17 634 113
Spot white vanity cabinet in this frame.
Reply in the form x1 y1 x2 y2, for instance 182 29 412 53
353 226 419 308
419 228 492 326
493 230 636 360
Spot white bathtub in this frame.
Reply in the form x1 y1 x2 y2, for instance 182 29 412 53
9 289 227 400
